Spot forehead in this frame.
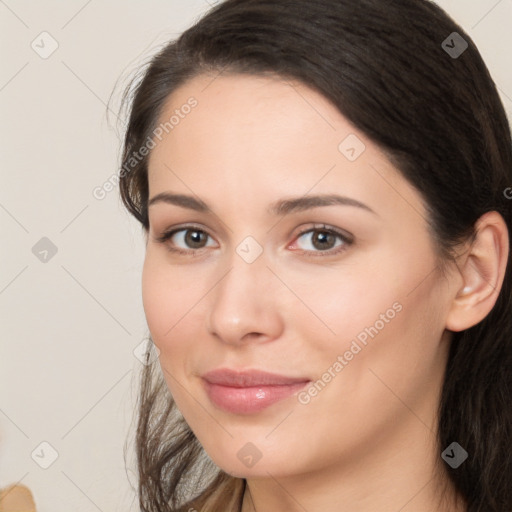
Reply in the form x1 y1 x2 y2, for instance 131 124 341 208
149 72 346 167
146 73 425 223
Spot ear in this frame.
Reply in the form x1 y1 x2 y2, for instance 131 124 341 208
445 211 509 332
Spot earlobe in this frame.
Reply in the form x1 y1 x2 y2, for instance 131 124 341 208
445 211 509 332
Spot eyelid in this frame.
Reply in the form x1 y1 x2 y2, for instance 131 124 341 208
293 223 354 244
153 222 213 244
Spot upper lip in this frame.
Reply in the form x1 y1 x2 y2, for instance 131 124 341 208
202 368 311 387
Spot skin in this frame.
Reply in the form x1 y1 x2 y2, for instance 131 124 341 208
142 73 508 512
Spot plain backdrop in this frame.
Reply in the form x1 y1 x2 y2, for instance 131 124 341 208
1 1 511 511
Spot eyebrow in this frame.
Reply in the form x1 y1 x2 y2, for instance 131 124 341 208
148 192 377 216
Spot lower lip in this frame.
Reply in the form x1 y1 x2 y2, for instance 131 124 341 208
203 380 310 414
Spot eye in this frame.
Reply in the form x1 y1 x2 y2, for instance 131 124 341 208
154 223 353 257
155 225 216 255
290 224 353 256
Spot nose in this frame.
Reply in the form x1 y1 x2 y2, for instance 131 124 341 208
205 250 284 346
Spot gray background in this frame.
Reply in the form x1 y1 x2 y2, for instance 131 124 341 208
1 1 511 511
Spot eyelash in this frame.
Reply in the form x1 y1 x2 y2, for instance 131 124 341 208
155 223 353 257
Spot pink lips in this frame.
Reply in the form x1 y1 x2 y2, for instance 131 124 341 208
201 368 311 414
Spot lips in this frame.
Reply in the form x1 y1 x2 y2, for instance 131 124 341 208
201 368 310 387
201 368 311 414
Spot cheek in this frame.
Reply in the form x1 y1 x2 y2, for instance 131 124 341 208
141 252 208 361
141 258 168 340
300 244 442 375
141 256 197 402
141 253 188 345
288 263 402 350
325 272 448 417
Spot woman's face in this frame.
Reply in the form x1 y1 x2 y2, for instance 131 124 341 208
143 73 455 479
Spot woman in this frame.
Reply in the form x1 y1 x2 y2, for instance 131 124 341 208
118 0 512 510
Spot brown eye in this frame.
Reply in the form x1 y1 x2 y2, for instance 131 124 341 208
182 229 208 249
292 225 353 256
310 230 337 250
156 226 216 254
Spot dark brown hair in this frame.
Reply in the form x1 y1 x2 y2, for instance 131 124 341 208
118 1 512 510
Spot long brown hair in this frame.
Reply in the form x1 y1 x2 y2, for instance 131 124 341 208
118 1 512 510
